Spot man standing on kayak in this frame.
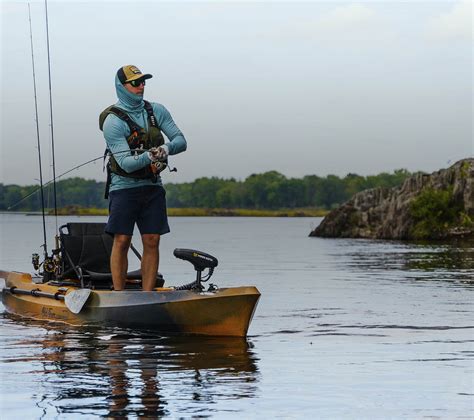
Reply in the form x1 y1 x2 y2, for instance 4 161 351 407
100 65 187 291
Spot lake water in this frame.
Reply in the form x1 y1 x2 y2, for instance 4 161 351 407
0 214 473 418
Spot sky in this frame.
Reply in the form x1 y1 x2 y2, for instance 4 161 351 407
1 0 472 186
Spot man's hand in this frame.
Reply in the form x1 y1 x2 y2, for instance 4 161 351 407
148 145 169 162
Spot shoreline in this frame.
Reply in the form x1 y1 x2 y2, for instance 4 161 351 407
1 208 328 217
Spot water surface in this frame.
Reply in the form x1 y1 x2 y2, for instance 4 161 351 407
0 214 472 418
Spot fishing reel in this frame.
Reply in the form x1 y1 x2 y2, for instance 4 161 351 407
31 246 62 280
151 160 167 175
149 159 177 183
32 253 40 271
32 253 60 273
148 146 177 174
43 256 59 273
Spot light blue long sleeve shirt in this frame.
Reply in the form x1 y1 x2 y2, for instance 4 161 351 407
102 75 187 192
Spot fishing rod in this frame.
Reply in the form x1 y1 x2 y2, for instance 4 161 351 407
28 3 48 259
44 0 58 227
7 149 177 210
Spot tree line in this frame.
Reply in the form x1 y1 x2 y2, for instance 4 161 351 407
0 169 412 212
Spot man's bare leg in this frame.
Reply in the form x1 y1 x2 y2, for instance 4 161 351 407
141 234 160 291
111 234 132 291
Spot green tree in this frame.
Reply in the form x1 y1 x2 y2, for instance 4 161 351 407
2 168 412 211
409 187 463 239
318 175 348 208
244 171 286 209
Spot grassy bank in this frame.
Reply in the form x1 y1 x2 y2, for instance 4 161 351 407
51 206 328 217
168 208 328 217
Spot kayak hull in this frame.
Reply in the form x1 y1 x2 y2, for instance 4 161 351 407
1 271 260 337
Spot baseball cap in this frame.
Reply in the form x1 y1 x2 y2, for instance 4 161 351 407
117 65 153 84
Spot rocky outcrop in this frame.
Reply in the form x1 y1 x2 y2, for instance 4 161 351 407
309 159 474 240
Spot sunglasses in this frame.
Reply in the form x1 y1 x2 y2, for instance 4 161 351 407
128 79 146 87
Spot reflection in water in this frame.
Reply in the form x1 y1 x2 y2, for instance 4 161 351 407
2 317 259 418
333 239 474 283
105 340 165 417
403 240 474 276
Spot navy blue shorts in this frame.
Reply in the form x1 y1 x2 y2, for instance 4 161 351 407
105 186 170 236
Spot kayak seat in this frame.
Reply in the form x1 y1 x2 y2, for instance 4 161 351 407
59 222 164 289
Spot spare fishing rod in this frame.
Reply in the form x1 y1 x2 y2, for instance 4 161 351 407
7 148 177 210
28 3 48 259
44 0 58 228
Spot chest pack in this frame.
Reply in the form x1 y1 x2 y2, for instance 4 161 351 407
99 100 166 198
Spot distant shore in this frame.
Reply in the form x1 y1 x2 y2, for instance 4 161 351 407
0 207 328 217
167 208 328 217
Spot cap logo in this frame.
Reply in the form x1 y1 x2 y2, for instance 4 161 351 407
129 66 141 75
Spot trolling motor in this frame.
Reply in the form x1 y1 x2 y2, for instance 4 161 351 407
173 249 218 291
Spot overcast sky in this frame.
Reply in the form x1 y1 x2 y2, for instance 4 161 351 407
1 0 472 186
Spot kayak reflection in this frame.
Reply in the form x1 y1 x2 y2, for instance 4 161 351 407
5 318 259 417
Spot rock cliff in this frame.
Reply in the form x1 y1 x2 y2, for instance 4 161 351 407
309 158 474 240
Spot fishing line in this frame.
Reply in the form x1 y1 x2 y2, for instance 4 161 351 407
7 149 176 210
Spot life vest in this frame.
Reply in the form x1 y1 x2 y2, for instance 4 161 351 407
99 100 166 198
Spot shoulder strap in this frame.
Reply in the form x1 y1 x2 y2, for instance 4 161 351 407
99 105 141 133
144 100 159 128
104 163 112 199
